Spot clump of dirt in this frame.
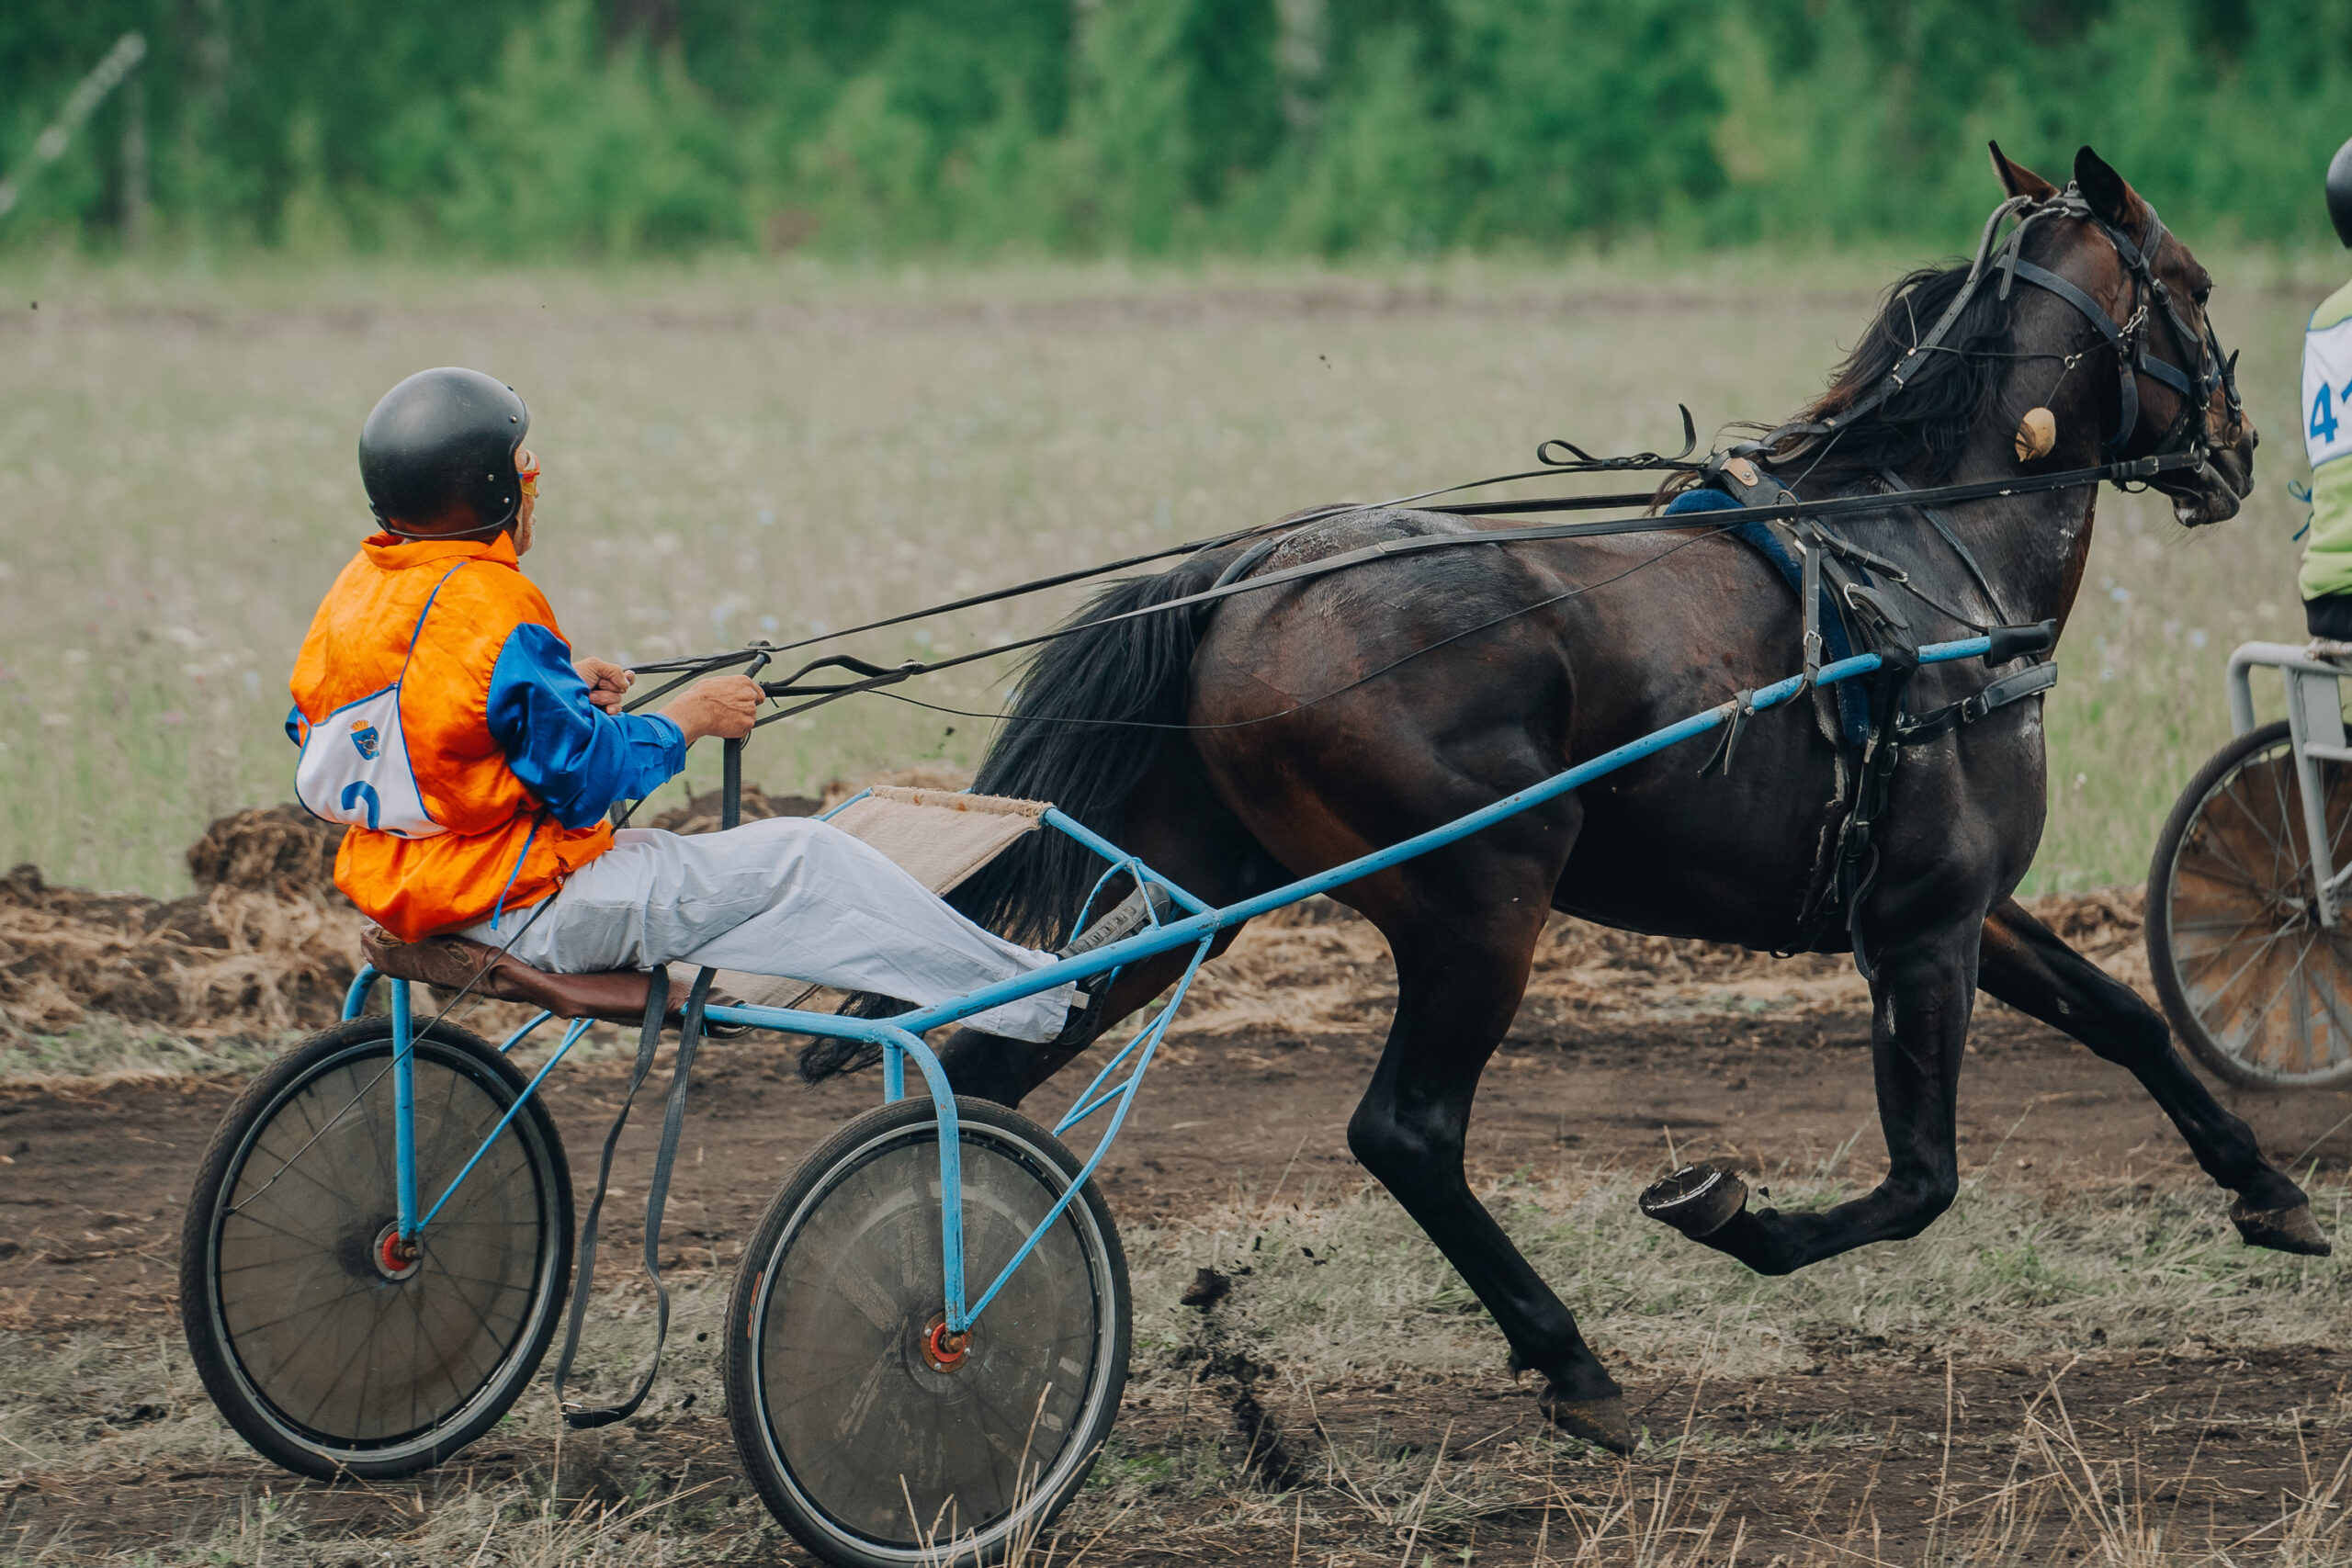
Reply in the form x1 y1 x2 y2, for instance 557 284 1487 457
1 806 361 1038
642 762 971 834
822 761 973 809
644 784 820 836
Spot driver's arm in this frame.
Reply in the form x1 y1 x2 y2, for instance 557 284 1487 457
486 626 684 826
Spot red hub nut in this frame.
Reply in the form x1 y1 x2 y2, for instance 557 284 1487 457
921 1315 970 1373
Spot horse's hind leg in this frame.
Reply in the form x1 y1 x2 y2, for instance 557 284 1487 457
1345 848 1634 1454
934 741 1274 1108
1975 897 2327 1253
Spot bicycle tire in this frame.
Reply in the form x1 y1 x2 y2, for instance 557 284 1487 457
726 1096 1129 1568
2147 719 2352 1089
180 1017 573 1478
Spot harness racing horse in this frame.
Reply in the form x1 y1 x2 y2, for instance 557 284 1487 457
830 146 2312 1453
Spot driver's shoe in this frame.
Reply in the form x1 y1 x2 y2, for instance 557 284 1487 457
1052 883 1177 1031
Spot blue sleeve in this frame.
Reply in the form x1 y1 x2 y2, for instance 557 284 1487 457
485 625 686 829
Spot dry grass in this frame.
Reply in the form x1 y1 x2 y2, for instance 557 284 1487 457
1118 1172 2350 1393
0 254 2328 900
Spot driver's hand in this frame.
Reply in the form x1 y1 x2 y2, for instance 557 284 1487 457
662 675 763 744
575 657 635 712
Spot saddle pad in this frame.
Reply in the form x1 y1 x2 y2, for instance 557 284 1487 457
1666 486 1870 746
695 786 1050 1010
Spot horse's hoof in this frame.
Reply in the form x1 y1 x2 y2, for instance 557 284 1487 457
2230 1198 2333 1257
1640 1163 1748 1239
1538 1385 1634 1455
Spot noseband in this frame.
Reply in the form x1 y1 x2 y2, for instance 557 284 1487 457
1761 188 2241 473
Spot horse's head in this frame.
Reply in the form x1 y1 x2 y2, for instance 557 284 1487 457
1990 143 2256 526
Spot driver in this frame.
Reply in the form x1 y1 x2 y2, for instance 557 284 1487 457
2302 138 2352 659
287 367 1118 1043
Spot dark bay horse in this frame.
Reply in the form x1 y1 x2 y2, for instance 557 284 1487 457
837 147 2313 1452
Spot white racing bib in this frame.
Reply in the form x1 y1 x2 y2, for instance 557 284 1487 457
293 683 444 838
2304 313 2352 473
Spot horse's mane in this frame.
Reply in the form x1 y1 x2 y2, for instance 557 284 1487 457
1762 261 2018 484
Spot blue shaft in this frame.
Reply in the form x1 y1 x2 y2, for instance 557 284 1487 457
390 978 418 1238
793 637 1996 1036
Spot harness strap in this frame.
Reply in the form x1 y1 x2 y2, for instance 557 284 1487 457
1895 660 2058 746
1211 531 1290 589
552 964 715 1428
1877 468 2009 625
2007 257 2141 451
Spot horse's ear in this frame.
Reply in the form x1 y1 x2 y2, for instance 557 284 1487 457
2074 146 2141 225
1988 141 2057 202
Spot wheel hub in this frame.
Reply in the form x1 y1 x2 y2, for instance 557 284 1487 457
919 1313 971 1374
372 1222 421 1281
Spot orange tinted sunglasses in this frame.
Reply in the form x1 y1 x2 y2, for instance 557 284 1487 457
514 448 540 497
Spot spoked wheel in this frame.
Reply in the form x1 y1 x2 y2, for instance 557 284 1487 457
2148 719 2352 1089
180 1018 572 1478
727 1097 1129 1568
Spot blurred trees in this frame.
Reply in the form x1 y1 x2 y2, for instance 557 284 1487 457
3 0 2348 257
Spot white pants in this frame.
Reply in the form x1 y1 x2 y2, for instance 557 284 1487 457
460 818 1071 1043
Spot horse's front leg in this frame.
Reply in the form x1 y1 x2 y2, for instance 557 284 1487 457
1645 916 1978 1275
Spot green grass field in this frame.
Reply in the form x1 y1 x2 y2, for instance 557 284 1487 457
0 249 2335 898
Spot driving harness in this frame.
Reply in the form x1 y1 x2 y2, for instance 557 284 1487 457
1668 182 2238 973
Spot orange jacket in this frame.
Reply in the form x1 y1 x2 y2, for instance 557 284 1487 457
288 532 684 942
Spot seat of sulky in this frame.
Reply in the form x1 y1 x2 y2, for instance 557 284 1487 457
357 786 1053 1022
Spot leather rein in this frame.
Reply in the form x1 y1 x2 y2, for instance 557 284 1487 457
628 189 2237 723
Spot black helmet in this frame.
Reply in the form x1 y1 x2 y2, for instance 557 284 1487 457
2331 137 2352 249
358 367 530 536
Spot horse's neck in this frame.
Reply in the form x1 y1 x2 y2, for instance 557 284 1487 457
1970 465 2098 628
1893 388 2105 631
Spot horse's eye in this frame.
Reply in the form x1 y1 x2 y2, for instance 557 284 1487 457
2193 283 2213 307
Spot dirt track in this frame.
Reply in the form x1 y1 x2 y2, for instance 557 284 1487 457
10 1000 2352 1340
4 996 2350 1561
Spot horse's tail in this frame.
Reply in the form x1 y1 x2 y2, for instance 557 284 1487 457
947 551 1229 949
796 549 1231 1084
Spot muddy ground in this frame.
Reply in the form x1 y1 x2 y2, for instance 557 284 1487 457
5 992 2348 1562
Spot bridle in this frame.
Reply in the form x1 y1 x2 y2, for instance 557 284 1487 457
1757 187 2242 476
2009 192 2242 465
621 188 2248 728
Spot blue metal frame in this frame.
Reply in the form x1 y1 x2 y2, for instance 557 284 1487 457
345 636 1999 1329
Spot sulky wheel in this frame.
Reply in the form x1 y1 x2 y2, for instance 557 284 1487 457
726 1096 1129 1568
179 1017 572 1478
2148 719 2352 1089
